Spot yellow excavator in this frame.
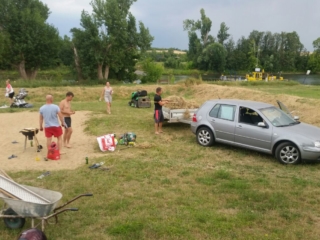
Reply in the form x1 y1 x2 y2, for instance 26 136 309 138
245 68 283 81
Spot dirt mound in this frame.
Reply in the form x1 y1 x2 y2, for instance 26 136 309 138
193 84 320 126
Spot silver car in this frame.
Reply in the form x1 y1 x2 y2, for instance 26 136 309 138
191 99 320 164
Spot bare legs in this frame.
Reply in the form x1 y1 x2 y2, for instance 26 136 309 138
106 102 111 114
46 137 52 150
57 136 62 150
8 98 13 106
63 127 73 148
155 122 163 134
46 136 62 151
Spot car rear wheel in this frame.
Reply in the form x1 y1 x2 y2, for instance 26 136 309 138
196 127 214 147
275 142 301 164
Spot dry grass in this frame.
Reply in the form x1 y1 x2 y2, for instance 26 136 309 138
192 84 320 126
165 96 200 109
23 83 320 127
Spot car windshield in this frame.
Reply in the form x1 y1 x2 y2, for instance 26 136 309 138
260 107 298 127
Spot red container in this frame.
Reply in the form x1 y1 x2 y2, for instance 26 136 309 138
47 142 60 160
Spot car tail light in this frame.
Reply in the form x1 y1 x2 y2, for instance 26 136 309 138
192 113 197 122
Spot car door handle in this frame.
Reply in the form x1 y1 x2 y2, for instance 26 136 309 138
211 119 215 122
237 125 242 129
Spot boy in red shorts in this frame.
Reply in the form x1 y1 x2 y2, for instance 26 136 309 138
39 95 65 151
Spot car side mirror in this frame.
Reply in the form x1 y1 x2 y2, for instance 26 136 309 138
294 116 299 121
258 122 266 128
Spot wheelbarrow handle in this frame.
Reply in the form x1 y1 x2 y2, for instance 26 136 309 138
84 193 93 197
53 193 93 213
45 208 79 221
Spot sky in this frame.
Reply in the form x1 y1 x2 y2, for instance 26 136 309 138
41 0 320 51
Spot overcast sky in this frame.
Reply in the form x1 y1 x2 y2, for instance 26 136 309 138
42 0 319 51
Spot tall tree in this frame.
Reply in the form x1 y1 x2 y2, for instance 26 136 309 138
184 8 216 69
71 0 153 80
0 0 61 79
183 8 215 46
217 22 230 45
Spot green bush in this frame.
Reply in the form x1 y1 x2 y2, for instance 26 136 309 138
141 58 164 83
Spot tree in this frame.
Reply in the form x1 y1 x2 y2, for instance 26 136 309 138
217 22 230 45
0 0 61 79
184 9 216 69
187 32 202 67
183 9 215 46
71 0 153 81
71 10 105 80
225 38 236 70
0 31 10 68
58 36 74 67
200 43 227 73
307 37 320 72
313 37 320 54
141 58 164 83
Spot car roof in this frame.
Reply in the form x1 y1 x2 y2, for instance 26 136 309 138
206 99 274 109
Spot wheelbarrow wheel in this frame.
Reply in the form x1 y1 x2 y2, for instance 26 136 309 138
3 208 25 229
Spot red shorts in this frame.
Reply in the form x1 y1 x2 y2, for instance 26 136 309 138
45 127 63 138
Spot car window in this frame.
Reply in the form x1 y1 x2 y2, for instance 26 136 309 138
260 107 297 127
239 107 264 126
209 104 220 118
218 105 236 121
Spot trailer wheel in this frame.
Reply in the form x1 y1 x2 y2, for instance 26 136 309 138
3 208 26 229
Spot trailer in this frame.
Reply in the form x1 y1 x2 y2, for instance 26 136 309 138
162 107 198 124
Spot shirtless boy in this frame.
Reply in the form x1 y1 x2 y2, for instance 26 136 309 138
59 92 75 148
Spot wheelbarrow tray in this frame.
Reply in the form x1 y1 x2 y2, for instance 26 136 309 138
0 185 62 217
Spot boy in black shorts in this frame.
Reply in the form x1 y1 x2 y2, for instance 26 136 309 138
59 92 75 148
154 87 168 134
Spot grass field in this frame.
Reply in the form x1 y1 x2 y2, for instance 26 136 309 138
2 82 320 239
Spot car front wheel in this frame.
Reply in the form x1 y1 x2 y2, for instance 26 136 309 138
275 142 301 164
196 127 214 147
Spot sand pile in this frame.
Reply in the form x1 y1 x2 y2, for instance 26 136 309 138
165 96 200 109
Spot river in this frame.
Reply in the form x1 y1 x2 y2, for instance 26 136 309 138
171 74 320 85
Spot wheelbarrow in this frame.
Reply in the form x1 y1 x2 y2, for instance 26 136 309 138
0 171 93 231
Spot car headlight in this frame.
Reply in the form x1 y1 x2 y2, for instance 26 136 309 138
314 141 320 148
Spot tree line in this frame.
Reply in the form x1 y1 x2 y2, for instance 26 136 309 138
181 9 320 74
1 1 320 81
0 0 153 81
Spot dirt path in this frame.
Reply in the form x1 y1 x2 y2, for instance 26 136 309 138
0 111 101 172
